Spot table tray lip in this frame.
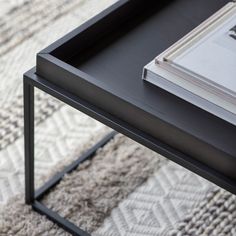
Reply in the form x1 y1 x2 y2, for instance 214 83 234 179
37 53 177 127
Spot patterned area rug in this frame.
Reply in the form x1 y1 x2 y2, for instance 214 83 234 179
0 0 116 206
0 1 235 235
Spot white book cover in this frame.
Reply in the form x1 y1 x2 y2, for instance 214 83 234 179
156 2 236 99
168 13 236 97
143 1 236 124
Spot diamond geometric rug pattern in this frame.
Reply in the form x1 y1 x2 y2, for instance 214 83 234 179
94 162 214 236
0 1 234 236
0 0 116 206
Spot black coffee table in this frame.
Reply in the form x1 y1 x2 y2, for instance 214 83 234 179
24 0 235 235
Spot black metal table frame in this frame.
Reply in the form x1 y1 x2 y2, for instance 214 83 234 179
24 68 236 236
24 69 120 236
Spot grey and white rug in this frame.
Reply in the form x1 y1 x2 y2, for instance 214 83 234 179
0 0 235 235
0 0 116 206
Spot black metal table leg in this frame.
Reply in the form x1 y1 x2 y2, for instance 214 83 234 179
24 78 35 204
23 77 116 236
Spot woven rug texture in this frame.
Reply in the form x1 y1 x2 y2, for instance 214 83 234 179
0 0 235 235
0 0 116 206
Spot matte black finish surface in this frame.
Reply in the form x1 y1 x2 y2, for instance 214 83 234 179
36 0 236 181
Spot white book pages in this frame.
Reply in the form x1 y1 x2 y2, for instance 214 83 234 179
157 53 236 105
143 60 236 125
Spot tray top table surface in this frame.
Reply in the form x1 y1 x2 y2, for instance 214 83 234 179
32 0 236 193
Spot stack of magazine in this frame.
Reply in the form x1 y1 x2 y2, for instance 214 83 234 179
143 1 236 125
